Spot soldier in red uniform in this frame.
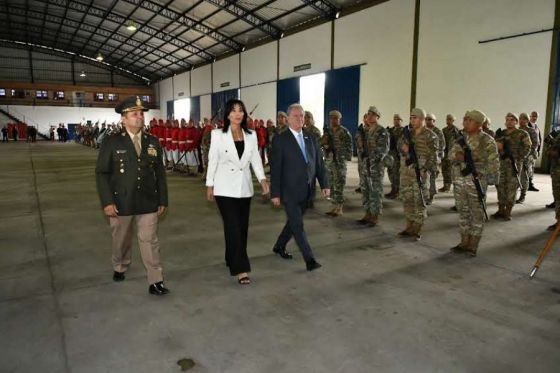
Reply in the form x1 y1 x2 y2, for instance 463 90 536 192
256 119 267 165
185 119 199 173
164 120 173 169
157 119 165 148
177 119 188 173
170 119 180 171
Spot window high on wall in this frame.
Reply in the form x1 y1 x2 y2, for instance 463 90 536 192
174 98 191 121
300 73 326 133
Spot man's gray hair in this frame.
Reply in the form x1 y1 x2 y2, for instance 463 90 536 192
287 103 304 116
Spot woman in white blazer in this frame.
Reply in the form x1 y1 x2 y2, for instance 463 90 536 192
206 99 269 285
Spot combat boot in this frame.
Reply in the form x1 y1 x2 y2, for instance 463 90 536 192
438 184 451 192
411 222 423 241
398 220 414 236
357 212 372 224
515 192 525 204
528 178 539 192
325 206 337 216
492 204 504 219
332 205 343 217
368 214 378 227
450 234 470 252
503 204 513 221
466 235 481 257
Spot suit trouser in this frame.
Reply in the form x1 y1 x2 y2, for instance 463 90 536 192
215 196 252 276
275 188 315 262
109 212 163 285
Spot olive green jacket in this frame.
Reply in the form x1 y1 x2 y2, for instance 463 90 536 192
96 130 168 216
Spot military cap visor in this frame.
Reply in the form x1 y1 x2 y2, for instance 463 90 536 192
115 96 149 114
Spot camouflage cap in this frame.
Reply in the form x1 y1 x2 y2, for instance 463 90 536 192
277 111 288 118
467 110 486 124
426 113 436 120
484 116 491 126
393 113 403 120
368 106 381 117
410 108 426 118
115 96 148 114
519 112 529 120
329 110 342 119
506 112 519 121
446 114 456 120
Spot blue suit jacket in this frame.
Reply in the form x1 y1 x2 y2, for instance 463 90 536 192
270 129 329 203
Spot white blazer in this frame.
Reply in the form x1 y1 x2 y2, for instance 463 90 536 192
206 128 266 198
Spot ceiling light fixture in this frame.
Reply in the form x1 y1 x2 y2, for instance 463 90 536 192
335 11 340 19
79 71 86 77
126 21 137 32
96 53 103 62
279 32 284 38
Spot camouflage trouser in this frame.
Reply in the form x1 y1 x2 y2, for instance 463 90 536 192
552 166 560 219
326 159 347 205
360 159 384 215
520 156 535 193
428 167 439 198
386 152 400 190
497 159 522 205
400 165 429 224
441 158 453 185
455 175 488 236
202 147 209 178
357 158 364 186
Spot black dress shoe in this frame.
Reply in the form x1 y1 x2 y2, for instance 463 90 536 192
149 281 170 296
306 258 322 271
113 271 125 282
273 246 293 259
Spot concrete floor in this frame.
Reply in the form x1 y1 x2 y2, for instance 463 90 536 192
1 141 560 373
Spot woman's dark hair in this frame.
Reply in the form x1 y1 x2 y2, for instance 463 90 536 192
222 99 252 134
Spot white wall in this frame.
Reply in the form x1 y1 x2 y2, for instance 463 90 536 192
0 105 161 134
241 42 278 86
158 77 173 119
279 23 332 79
334 0 415 122
213 55 240 92
191 64 212 96
200 94 212 122
417 0 554 129
240 82 277 122
173 71 190 99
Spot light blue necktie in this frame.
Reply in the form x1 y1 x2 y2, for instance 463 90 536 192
298 132 308 163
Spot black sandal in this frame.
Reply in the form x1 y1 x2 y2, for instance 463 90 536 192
238 276 251 285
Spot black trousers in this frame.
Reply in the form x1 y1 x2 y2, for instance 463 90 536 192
274 186 314 262
215 196 252 276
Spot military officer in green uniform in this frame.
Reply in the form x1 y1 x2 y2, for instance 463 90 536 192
96 96 170 296
321 110 353 216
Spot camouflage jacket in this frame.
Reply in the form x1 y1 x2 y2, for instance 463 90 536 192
482 127 495 138
398 126 438 172
321 125 352 162
451 131 500 184
495 128 531 161
355 123 368 161
428 125 446 160
304 124 322 141
387 126 404 157
442 125 460 159
519 125 538 158
367 124 390 164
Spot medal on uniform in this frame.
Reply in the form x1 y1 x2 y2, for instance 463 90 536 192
148 147 157 156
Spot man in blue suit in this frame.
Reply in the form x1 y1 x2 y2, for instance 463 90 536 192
270 103 330 271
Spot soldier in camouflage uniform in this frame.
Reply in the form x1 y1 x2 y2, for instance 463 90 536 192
385 114 404 199
356 106 389 227
267 111 288 170
546 132 560 230
516 112 538 204
398 108 438 240
355 113 368 194
321 110 353 216
493 113 531 220
304 111 322 141
440 114 460 192
449 110 499 257
425 113 445 204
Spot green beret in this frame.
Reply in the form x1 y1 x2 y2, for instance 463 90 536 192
329 110 342 119
467 110 486 125
115 96 148 114
410 108 426 118
368 106 381 117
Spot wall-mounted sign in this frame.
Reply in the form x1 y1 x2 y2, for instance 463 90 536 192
220 82 230 88
294 63 311 72
178 92 184 97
